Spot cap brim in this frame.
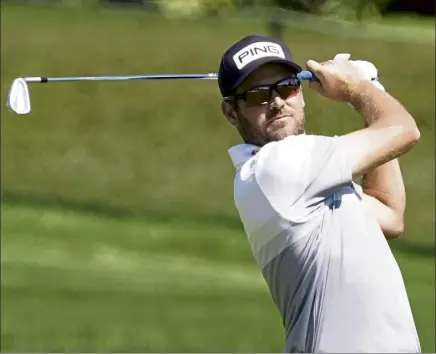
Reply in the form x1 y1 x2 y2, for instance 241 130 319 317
229 59 302 95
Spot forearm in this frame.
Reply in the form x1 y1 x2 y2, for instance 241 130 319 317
342 81 420 177
362 159 406 219
356 82 407 214
348 81 417 131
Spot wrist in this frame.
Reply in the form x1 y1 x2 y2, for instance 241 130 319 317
347 81 376 109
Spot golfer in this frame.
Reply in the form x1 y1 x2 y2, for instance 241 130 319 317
218 34 421 353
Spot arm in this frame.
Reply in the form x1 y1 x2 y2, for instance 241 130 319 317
306 60 419 237
341 81 420 178
361 160 406 239
306 61 420 179
342 82 415 238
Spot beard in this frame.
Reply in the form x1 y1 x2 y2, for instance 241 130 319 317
237 111 306 146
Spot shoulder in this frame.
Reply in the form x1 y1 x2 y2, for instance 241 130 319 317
254 134 335 174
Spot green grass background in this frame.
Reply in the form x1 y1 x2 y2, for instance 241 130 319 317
1 3 435 352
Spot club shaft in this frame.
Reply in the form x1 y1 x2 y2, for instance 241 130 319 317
22 71 317 84
23 74 218 83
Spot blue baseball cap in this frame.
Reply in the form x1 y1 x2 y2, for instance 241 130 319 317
218 35 302 97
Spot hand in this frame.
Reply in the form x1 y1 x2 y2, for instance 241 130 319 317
306 54 368 103
353 60 385 92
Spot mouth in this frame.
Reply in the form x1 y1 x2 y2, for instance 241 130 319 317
267 115 291 126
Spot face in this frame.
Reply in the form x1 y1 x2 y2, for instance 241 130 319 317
222 63 306 146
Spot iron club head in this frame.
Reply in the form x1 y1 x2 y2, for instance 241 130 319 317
7 78 31 115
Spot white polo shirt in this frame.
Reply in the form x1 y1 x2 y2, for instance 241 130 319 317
228 134 421 353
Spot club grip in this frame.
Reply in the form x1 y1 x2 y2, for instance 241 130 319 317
297 71 319 82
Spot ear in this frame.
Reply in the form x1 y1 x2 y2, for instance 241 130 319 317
221 100 239 126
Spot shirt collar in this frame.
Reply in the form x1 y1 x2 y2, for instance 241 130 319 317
228 143 261 169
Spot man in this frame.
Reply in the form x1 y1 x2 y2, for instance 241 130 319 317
218 34 421 353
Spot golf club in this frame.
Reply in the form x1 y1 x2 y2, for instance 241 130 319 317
6 71 317 115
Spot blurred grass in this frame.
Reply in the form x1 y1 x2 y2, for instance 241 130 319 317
234 6 435 44
1 2 435 352
1 202 435 352
1 202 281 352
1 3 434 241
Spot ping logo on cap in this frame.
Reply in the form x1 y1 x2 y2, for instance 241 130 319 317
233 42 285 70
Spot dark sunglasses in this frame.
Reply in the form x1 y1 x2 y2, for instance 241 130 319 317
226 76 301 106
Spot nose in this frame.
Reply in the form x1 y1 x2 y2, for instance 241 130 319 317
269 89 285 110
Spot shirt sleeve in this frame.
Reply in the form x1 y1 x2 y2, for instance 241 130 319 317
254 134 352 213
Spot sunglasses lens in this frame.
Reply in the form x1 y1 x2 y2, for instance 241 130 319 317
277 78 300 99
245 88 270 105
277 86 299 98
239 78 300 105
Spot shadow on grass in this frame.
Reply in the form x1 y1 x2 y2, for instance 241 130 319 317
2 190 434 259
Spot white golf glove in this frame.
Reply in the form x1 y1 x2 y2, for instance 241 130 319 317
333 53 385 92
